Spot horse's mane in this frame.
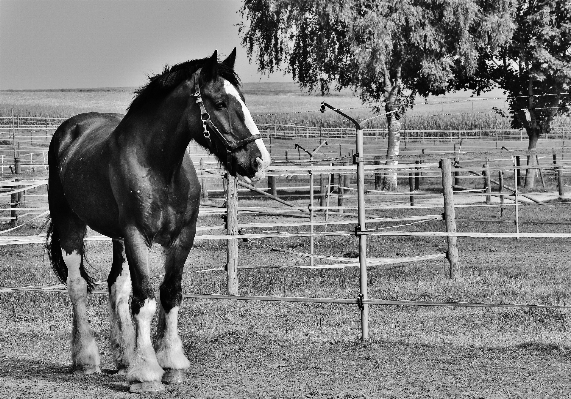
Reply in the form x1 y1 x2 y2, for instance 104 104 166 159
127 56 240 113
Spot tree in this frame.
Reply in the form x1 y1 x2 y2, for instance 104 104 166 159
455 0 571 188
239 0 511 189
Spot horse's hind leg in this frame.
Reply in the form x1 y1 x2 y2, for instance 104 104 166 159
58 220 101 374
155 233 194 384
107 239 135 374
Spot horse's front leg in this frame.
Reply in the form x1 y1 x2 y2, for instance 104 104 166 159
123 226 164 393
155 230 195 384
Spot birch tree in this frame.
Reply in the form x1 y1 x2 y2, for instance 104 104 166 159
239 0 511 189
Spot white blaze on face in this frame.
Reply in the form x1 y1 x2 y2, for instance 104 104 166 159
223 80 271 180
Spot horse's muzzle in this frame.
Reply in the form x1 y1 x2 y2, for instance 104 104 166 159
252 156 270 181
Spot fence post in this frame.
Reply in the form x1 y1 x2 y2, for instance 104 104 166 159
309 170 315 267
408 172 415 206
199 158 208 201
536 154 545 189
226 173 238 295
268 175 278 197
440 158 459 278
325 163 333 221
499 170 505 217
337 162 348 214
10 157 21 228
319 172 327 208
374 155 382 190
454 144 461 188
558 164 565 198
415 159 421 190
484 160 491 205
515 155 522 187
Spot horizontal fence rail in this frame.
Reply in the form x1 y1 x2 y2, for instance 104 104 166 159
2 116 571 141
0 123 570 340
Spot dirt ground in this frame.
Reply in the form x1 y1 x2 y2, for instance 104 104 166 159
2 323 571 398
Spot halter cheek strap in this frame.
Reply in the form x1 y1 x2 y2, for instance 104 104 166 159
191 73 259 153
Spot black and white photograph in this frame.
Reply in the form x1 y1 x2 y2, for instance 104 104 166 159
1 0 571 397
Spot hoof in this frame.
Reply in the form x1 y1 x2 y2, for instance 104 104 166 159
129 381 165 393
73 365 101 375
162 369 185 384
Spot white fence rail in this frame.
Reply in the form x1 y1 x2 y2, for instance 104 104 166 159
0 116 570 142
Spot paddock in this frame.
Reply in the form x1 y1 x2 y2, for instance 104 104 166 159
2 121 571 396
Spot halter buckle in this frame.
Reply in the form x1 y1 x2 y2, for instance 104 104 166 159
203 125 211 140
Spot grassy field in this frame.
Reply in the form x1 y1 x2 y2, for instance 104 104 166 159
1 191 571 397
2 84 571 397
0 84 516 130
4 83 571 134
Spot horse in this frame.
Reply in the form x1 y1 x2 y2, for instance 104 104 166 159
46 49 271 392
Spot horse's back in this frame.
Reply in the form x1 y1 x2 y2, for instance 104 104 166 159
51 112 122 158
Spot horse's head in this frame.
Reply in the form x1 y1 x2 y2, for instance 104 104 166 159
191 49 270 183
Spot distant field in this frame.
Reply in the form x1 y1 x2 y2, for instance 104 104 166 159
0 83 515 131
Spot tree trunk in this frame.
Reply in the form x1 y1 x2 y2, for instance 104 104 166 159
382 115 400 191
524 127 540 189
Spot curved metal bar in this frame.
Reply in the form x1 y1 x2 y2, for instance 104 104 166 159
320 102 361 130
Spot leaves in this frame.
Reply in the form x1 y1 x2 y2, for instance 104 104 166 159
239 0 496 110
453 0 571 141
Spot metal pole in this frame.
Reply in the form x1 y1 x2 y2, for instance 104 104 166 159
309 169 314 267
321 101 368 341
356 128 369 340
512 157 520 237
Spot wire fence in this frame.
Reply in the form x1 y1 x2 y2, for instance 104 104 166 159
1 113 571 343
0 158 570 312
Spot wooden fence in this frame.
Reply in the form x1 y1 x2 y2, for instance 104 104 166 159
0 156 570 338
1 116 571 339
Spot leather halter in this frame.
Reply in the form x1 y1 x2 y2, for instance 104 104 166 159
191 72 260 153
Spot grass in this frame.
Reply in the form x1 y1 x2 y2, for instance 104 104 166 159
0 85 523 130
2 175 571 396
1 85 571 396
4 84 571 138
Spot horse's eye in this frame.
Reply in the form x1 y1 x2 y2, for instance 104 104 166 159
215 101 226 110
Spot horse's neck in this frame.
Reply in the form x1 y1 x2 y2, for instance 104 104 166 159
118 94 197 175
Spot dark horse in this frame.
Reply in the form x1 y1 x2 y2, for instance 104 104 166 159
46 49 270 392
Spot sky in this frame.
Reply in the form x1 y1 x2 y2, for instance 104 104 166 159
0 0 290 90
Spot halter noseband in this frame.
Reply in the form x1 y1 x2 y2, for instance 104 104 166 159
192 73 259 153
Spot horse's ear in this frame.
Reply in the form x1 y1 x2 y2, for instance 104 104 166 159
202 50 219 81
222 48 237 70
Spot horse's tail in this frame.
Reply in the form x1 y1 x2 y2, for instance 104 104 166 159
46 219 69 286
46 120 95 292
